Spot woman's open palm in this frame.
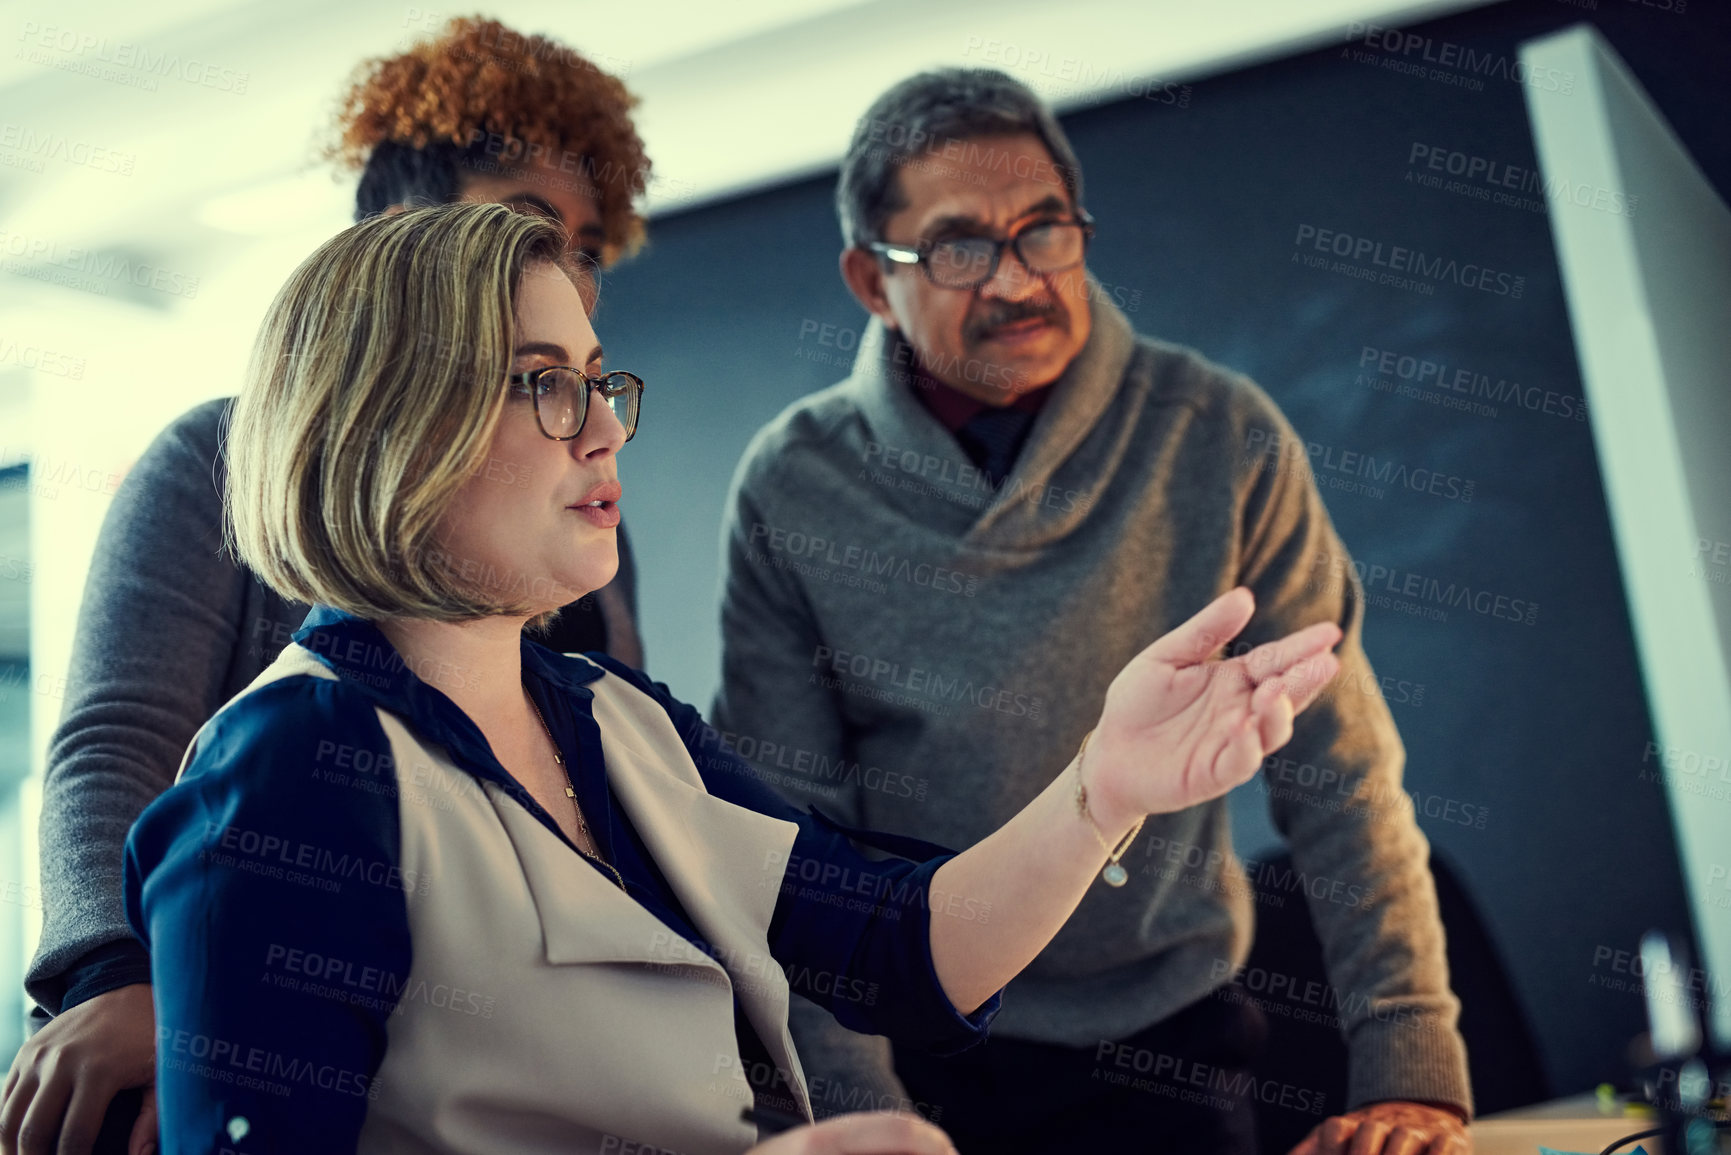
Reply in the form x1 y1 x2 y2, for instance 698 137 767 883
1084 587 1342 827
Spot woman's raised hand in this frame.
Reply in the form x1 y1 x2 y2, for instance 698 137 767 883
1081 587 1342 832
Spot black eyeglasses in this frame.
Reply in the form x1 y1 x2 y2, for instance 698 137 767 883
506 367 644 442
866 209 1095 290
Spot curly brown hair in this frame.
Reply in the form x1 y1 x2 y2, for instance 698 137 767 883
328 16 650 265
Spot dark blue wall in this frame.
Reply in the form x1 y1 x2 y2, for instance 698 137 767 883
596 0 1730 1100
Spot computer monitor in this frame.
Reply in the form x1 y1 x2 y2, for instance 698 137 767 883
1521 25 1731 1050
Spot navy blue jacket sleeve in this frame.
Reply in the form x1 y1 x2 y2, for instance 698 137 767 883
123 675 414 1155
584 653 999 1054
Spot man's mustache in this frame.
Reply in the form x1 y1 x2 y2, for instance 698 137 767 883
964 299 1068 344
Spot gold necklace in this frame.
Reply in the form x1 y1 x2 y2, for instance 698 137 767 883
527 691 626 892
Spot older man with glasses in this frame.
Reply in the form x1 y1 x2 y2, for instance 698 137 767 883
712 68 1473 1155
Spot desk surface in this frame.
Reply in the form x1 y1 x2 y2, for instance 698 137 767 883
1471 1093 1662 1155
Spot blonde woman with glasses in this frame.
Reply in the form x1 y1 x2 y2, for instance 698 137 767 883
121 202 1341 1155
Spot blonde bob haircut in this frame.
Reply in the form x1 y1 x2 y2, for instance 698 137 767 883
226 202 586 624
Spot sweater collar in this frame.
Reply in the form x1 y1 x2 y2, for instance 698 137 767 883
909 363 1051 433
848 277 1136 540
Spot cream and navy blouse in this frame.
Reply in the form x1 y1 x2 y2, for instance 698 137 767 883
124 606 998 1154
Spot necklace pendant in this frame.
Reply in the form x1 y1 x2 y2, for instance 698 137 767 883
1101 862 1129 888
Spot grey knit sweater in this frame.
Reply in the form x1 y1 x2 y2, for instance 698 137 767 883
25 397 641 1017
712 296 1471 1114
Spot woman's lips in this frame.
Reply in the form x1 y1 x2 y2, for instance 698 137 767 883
576 480 623 506
567 480 622 529
569 500 621 529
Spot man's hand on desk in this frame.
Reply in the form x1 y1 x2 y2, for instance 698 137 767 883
1290 1100 1470 1155
746 1111 956 1154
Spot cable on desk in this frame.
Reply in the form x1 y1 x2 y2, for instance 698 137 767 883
1599 1126 1662 1155
1600 1120 1729 1155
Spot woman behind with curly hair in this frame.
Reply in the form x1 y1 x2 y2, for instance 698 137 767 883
331 15 653 266
3 19 652 1155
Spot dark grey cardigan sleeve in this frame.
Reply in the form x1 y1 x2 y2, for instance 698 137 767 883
25 398 305 1014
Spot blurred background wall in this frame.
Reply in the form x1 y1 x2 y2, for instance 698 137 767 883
1 0 1725 1104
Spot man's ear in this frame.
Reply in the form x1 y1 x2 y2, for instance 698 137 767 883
840 247 897 328
382 203 408 217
